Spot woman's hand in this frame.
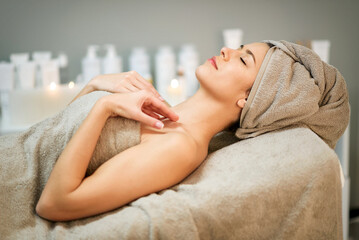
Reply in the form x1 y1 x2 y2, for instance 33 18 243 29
101 90 179 129
91 71 162 98
71 71 163 104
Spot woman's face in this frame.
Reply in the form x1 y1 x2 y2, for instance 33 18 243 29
196 42 270 105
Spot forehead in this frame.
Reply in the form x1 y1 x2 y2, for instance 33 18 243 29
245 42 270 67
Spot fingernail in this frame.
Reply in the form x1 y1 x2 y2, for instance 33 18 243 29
159 96 165 101
155 121 164 129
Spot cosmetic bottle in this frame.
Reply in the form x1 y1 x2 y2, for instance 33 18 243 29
41 60 60 87
57 52 69 84
102 44 123 74
129 47 152 83
10 53 29 67
10 53 29 89
32 52 52 87
155 46 176 98
0 62 15 91
18 61 36 89
179 44 199 97
311 40 330 63
82 45 101 83
0 91 10 127
223 29 243 49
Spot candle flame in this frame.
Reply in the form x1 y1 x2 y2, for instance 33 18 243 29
68 81 75 89
170 79 179 89
49 82 57 91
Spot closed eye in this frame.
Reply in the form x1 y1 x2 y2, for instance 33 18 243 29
240 57 246 65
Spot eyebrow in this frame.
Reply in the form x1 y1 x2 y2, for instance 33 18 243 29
240 44 256 64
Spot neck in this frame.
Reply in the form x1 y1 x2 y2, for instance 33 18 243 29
169 88 240 145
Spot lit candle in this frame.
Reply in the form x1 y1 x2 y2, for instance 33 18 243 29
49 81 57 91
1 83 83 133
68 81 75 89
167 78 185 106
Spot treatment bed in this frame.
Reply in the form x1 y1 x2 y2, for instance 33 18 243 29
0 91 343 239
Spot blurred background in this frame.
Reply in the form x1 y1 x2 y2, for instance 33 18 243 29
0 0 358 238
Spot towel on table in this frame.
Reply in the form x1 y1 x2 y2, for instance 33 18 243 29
0 91 343 239
237 40 350 149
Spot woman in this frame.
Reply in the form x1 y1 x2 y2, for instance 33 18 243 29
36 42 271 221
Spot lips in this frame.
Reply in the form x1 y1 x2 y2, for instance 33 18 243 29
208 56 218 70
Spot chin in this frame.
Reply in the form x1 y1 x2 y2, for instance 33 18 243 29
195 64 207 85
195 65 221 99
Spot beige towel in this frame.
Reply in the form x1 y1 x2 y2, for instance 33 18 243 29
0 91 140 239
1 91 342 239
237 40 350 149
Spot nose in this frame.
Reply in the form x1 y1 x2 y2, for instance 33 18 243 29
220 47 231 61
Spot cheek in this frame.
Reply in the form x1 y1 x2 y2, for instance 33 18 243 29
220 73 253 100
230 69 256 92
243 73 256 91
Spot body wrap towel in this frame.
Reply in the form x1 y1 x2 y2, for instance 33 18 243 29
237 40 350 149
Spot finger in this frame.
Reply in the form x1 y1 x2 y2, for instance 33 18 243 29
137 112 164 129
140 83 163 100
127 71 162 99
145 96 179 122
142 108 161 119
124 82 140 92
132 78 161 99
145 85 163 100
133 71 151 86
149 103 179 122
131 76 148 89
150 101 179 121
133 72 164 100
144 105 165 118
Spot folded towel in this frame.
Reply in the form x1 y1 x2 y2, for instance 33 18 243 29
237 40 350 149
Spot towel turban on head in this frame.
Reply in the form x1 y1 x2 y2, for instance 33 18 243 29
236 40 350 149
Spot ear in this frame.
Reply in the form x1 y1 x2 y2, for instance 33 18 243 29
236 98 247 109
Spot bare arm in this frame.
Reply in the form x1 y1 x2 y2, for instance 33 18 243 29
37 132 198 221
36 91 182 221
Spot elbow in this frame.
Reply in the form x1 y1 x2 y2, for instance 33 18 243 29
36 196 70 221
36 196 57 221
35 199 47 219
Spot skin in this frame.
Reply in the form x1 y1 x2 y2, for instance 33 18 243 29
36 42 269 221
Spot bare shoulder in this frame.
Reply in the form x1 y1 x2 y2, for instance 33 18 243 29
158 132 203 160
140 122 208 166
167 131 197 149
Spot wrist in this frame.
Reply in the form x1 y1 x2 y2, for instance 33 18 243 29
69 81 97 104
87 78 98 92
94 96 113 119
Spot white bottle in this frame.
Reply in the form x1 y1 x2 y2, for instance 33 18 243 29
41 60 60 87
0 62 15 91
18 61 36 89
57 52 69 84
129 47 152 83
0 91 11 126
10 53 29 89
102 44 122 74
82 45 101 83
223 28 243 49
311 40 331 63
155 46 176 98
57 52 68 68
179 44 199 97
32 51 52 87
